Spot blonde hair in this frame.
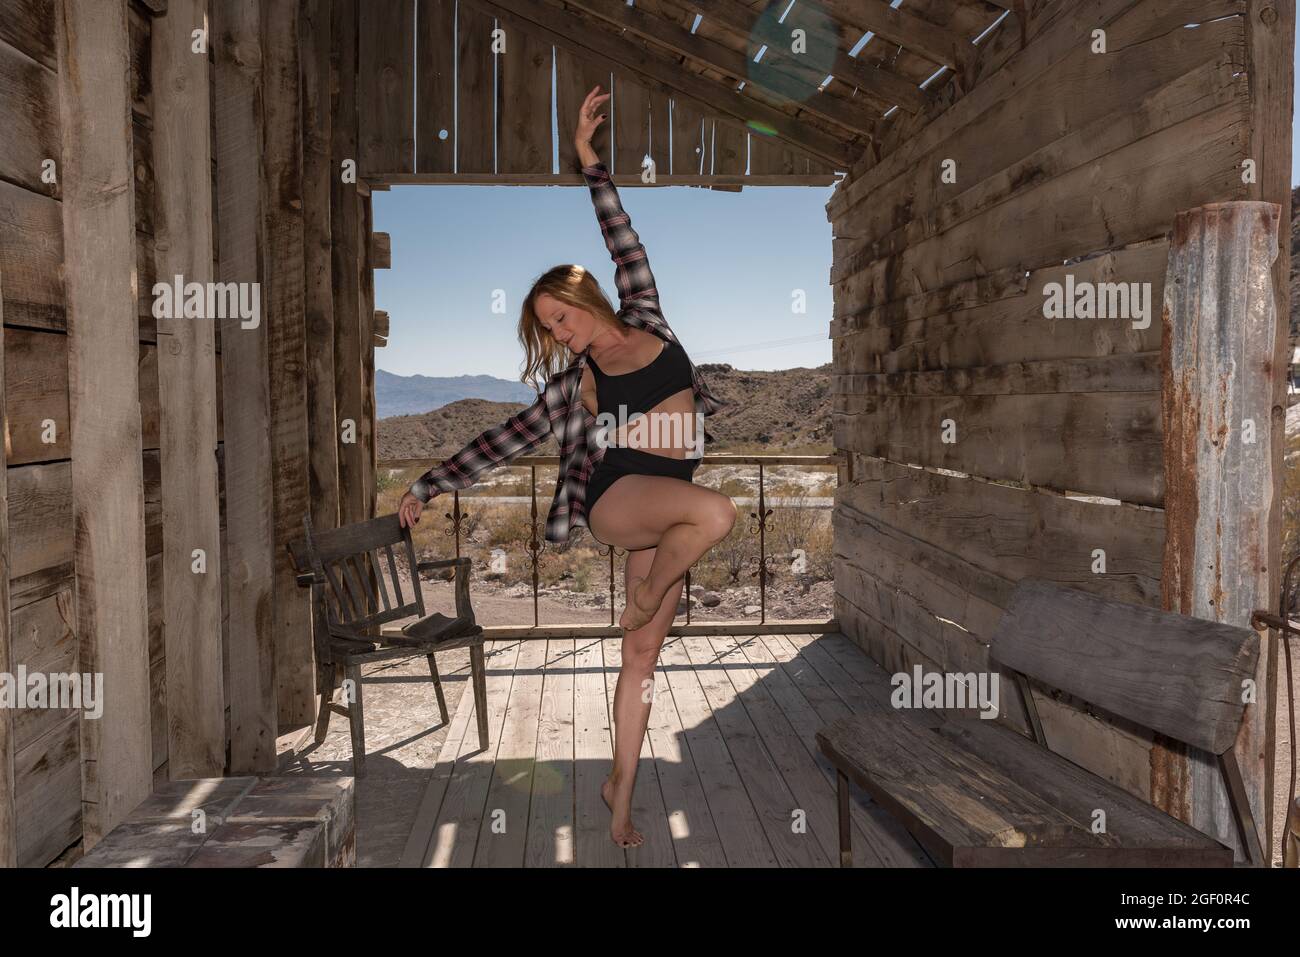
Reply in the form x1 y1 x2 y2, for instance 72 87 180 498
519 265 623 390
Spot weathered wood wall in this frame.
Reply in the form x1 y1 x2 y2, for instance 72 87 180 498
0 0 376 863
353 0 837 184
828 0 1289 862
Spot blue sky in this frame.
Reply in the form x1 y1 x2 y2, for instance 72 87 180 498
374 10 1300 384
373 176 836 381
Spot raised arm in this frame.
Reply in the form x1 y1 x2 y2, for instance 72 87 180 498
400 392 552 526
574 86 661 318
580 161 661 317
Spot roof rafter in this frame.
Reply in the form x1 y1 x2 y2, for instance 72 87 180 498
816 0 976 75
460 0 858 168
675 0 933 114
562 0 881 140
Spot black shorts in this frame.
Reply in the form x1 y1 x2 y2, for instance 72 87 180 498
586 446 702 537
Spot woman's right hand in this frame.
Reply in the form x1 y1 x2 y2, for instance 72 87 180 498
398 489 430 528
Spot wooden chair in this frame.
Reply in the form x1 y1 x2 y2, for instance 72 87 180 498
287 513 489 776
818 577 1263 867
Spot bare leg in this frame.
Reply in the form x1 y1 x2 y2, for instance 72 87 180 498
588 473 737 633
599 545 683 848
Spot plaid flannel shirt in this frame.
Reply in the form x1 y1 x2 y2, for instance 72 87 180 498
409 161 726 544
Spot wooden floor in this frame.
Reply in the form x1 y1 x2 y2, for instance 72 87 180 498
400 632 935 867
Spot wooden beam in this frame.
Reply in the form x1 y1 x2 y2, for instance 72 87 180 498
55 0 153 847
460 0 852 168
562 0 879 140
816 0 974 74
373 310 390 338
360 194 377 520
0 269 15 868
213 0 277 773
262 0 314 726
302 0 341 536
674 0 931 112
1246 0 1294 867
1161 201 1280 863
151 0 225 779
332 0 368 527
364 171 837 186
370 232 391 269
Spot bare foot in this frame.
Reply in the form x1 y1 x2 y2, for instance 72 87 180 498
619 576 658 633
601 773 644 848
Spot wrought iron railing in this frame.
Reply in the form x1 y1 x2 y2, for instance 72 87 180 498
377 453 843 635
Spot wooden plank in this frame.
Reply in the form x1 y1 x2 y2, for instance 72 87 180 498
1160 201 1280 863
151 0 224 779
10 590 77 766
831 242 1169 370
656 637 778 864
991 578 1259 756
677 633 828 865
262 0 313 726
833 102 1247 319
427 640 521 866
331 0 367 527
835 389 1162 505
647 85 669 180
474 638 546 865
213 0 276 773
497 18 551 174
613 72 649 177
570 0 879 143
302 0 340 533
571 636 624 865
1245 0 1293 868
369 231 390 269
677 0 929 115
461 0 851 168
710 118 744 176
740 633 933 866
832 22 1247 278
0 269 15 867
415 0 455 173
817 0 973 73
841 456 1165 607
523 638 575 866
359 194 377 520
0 0 57 71
3 328 69 464
817 713 1095 867
54 0 152 848
6 461 71 582
669 97 704 178
829 0 1245 219
0 35 60 198
14 713 80 867
0 179 63 330
456 2 497 174
555 46 608 173
357 0 414 175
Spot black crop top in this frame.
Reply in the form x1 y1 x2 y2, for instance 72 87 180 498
588 337 695 420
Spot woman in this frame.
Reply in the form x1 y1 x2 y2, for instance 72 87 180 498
397 86 736 849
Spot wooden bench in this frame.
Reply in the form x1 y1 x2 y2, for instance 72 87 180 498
817 578 1262 867
72 776 355 867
